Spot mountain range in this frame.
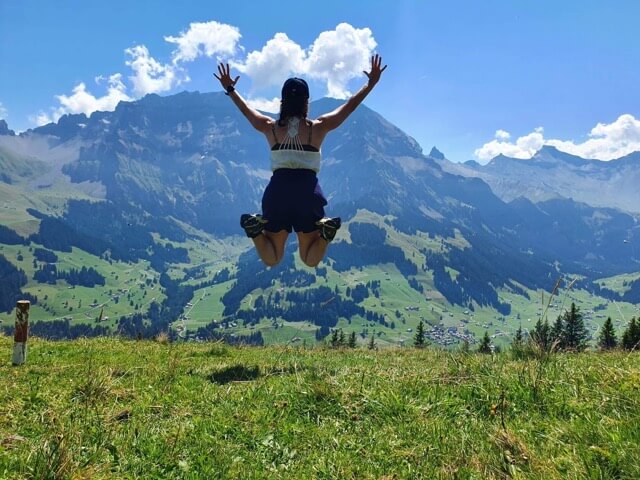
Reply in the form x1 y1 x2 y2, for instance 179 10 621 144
435 145 640 214
1 92 639 342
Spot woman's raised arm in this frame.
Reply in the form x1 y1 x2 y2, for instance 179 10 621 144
315 54 387 132
214 63 273 133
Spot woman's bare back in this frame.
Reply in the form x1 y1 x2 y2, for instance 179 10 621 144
267 118 328 151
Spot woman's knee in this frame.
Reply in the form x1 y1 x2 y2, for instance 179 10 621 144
301 256 321 268
262 256 282 267
262 251 285 267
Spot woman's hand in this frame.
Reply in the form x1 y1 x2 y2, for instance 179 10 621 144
213 62 273 133
214 63 240 91
364 54 387 87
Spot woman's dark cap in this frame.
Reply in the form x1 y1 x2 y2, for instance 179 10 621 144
282 77 309 99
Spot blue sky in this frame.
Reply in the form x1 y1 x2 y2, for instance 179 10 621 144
1 0 639 162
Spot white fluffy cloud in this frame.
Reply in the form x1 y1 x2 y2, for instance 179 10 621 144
56 74 131 115
125 20 243 97
31 20 243 125
31 21 377 126
246 96 281 114
33 74 132 125
125 45 181 97
165 20 241 64
475 115 640 162
234 33 306 88
475 127 544 161
0 102 7 119
547 114 640 160
32 112 52 127
305 23 377 98
495 129 510 141
235 23 377 98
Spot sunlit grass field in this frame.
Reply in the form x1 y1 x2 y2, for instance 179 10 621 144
1 336 639 479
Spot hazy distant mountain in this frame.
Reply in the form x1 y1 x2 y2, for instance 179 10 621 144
0 119 15 136
436 146 640 214
1 92 639 313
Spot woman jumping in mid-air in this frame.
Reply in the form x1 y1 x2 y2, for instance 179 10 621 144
214 54 387 268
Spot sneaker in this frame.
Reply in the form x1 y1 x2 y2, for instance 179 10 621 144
240 213 268 238
316 217 341 242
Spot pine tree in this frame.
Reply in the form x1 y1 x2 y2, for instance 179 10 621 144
330 329 339 347
550 315 565 350
510 325 524 356
338 329 345 347
414 320 426 348
562 303 589 351
531 318 550 350
621 317 640 350
513 325 523 346
478 331 492 354
598 317 617 350
460 339 470 354
347 331 357 348
368 334 376 350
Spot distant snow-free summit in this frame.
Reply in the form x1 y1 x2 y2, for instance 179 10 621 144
433 145 640 214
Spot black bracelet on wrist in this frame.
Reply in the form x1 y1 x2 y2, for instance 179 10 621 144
225 85 235 96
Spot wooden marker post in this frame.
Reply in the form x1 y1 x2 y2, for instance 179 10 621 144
12 300 30 366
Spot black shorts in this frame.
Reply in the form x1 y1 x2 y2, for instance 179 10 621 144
262 168 328 233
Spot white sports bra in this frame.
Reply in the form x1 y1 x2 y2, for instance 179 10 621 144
270 117 321 173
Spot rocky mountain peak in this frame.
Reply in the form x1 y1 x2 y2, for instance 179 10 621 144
0 119 15 136
429 146 445 160
532 145 587 166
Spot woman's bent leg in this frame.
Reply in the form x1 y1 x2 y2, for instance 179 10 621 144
297 231 328 268
253 230 289 266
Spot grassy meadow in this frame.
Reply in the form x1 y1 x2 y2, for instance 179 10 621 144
0 244 165 331
1 336 639 479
